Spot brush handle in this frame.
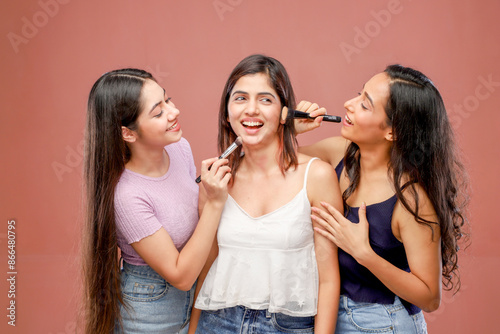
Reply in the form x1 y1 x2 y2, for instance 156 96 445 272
321 114 342 123
292 110 341 123
195 141 241 183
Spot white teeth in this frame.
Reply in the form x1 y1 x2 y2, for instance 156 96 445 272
167 122 177 131
345 116 353 125
242 121 263 127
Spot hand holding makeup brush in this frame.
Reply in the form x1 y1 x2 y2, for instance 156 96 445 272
198 156 232 204
287 101 328 135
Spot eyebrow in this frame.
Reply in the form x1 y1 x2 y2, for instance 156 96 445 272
149 88 166 114
361 84 374 107
363 91 374 107
231 90 277 99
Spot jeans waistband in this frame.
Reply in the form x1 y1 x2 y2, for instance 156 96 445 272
122 260 166 283
340 295 405 313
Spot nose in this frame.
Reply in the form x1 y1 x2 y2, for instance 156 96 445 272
343 96 356 113
245 99 259 115
165 103 180 120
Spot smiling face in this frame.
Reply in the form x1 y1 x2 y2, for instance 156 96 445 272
227 73 282 149
341 72 393 145
125 79 182 148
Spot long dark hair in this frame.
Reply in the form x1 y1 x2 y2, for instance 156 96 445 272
343 64 469 292
218 54 298 176
82 68 154 333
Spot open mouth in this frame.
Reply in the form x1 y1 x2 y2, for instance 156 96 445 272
345 115 354 125
166 121 178 131
242 121 263 129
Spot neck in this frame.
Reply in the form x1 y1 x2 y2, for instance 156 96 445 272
240 139 281 176
357 141 392 175
126 144 169 177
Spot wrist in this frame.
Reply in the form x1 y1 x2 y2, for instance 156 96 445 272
355 246 376 267
203 198 226 211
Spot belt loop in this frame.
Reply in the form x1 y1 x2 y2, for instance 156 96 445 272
265 309 271 319
342 295 349 312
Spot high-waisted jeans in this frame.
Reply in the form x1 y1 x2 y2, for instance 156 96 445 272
196 306 315 333
115 261 195 334
335 295 427 333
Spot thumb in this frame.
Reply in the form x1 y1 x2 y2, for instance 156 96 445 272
358 202 368 225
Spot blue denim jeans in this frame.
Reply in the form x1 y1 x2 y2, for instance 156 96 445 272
196 306 314 333
335 295 427 333
116 261 195 334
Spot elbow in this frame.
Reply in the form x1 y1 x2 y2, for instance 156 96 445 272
175 282 195 292
170 278 196 292
420 295 441 313
159 271 196 291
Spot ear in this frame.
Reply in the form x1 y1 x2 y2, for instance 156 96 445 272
280 106 288 125
384 129 394 142
122 126 137 143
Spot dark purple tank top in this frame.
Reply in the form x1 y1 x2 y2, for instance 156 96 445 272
335 159 420 315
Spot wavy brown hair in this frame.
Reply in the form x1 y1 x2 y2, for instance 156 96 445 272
82 68 154 333
217 54 298 176
343 64 469 292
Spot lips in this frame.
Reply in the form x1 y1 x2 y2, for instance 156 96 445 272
344 115 354 126
242 120 263 129
166 121 180 131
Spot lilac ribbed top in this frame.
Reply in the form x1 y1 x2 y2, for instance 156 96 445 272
114 138 199 266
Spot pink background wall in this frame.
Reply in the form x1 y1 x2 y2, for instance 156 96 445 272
1 0 499 332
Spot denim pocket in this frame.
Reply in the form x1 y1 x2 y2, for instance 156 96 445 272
411 311 428 334
271 313 314 332
121 273 169 302
348 302 393 333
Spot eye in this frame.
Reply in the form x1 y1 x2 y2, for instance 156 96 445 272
358 93 368 110
260 98 272 104
234 96 246 101
154 110 164 118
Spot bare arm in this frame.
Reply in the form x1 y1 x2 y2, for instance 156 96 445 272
307 159 343 333
313 186 442 312
130 157 230 291
363 188 442 311
299 136 349 168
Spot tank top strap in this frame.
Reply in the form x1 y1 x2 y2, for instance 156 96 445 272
303 157 319 190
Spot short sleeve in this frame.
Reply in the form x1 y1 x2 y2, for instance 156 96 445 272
114 182 162 244
177 138 197 179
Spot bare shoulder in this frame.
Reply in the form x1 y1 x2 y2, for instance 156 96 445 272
393 182 439 240
399 183 437 218
298 153 335 177
299 154 343 212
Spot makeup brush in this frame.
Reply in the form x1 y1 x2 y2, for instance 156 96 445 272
290 109 342 123
195 136 242 183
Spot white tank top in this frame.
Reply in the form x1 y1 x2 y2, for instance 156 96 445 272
195 158 319 316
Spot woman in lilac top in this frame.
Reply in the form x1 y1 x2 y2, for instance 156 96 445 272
297 65 469 333
82 69 232 334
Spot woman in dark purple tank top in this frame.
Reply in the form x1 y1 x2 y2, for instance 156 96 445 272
298 65 469 333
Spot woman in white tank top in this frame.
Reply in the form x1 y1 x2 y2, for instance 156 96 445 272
189 55 343 334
